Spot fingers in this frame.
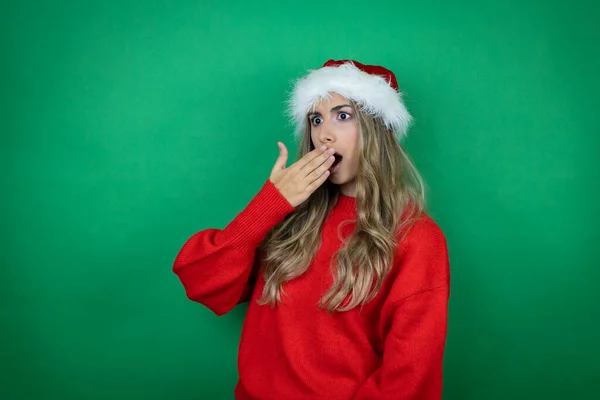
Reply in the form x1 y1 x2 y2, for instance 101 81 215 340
295 145 330 170
272 142 288 172
301 147 336 176
306 153 334 185
305 168 331 193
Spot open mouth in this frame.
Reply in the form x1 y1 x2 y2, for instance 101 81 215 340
329 153 343 173
332 154 343 167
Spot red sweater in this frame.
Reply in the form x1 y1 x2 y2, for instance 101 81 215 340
173 180 450 400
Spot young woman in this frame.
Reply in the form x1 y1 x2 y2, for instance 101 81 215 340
173 59 450 400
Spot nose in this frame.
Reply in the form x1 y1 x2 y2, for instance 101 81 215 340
317 119 336 145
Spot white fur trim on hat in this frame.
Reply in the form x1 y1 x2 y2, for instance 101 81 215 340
287 62 412 140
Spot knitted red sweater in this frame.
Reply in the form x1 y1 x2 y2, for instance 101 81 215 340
173 179 450 400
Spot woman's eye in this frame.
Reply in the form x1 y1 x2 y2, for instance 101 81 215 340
312 116 323 125
339 112 351 120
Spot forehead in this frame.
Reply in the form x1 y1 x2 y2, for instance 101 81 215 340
309 92 351 113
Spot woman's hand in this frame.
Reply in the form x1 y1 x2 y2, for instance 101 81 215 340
269 142 335 208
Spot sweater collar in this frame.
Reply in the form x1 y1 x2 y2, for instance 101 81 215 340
334 193 356 214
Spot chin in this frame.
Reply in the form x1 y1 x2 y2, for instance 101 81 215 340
328 173 349 186
328 174 342 184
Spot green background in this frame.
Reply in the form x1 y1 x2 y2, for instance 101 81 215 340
2 0 599 399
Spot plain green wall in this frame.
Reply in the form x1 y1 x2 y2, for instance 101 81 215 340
2 0 599 399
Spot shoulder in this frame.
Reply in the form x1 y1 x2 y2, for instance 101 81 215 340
403 212 447 250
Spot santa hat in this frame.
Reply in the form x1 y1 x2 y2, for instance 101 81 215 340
287 59 413 140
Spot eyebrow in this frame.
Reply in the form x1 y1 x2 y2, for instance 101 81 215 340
307 104 353 117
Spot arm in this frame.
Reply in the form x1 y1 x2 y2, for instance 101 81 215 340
172 179 295 316
173 143 335 315
353 217 451 400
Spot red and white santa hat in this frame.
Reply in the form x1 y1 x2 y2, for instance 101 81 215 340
287 59 413 140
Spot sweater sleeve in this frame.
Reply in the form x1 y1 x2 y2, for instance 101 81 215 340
352 217 450 400
172 179 295 316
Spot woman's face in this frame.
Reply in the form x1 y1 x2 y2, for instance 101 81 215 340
308 92 360 197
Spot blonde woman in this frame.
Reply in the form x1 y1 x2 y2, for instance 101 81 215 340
173 59 450 400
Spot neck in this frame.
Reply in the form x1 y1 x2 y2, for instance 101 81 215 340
339 181 357 197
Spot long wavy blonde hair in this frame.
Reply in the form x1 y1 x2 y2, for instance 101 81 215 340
257 102 426 312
